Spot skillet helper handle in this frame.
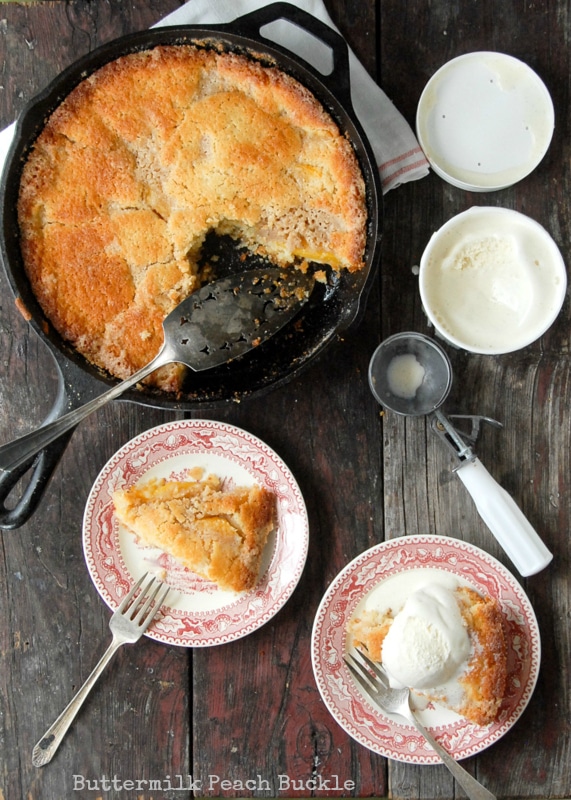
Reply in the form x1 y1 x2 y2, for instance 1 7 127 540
0 359 159 525
0 430 75 530
230 2 352 98
0 354 156 529
456 457 553 577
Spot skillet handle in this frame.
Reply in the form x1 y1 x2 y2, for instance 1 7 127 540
228 1 352 100
0 433 74 530
0 351 77 530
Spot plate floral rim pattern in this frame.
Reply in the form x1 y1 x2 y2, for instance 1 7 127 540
83 419 309 647
311 534 541 763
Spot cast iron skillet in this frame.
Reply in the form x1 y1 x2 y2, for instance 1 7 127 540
0 2 383 528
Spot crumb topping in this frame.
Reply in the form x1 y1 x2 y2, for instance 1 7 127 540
112 470 276 592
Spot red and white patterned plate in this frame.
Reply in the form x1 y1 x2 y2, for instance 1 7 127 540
83 419 308 647
311 535 541 763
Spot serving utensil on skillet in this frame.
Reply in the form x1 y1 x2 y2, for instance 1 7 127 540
345 649 497 800
32 572 170 767
368 331 552 577
0 266 314 479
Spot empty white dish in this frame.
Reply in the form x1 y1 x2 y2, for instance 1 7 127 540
416 52 554 191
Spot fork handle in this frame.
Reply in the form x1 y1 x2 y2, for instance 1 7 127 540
32 637 122 767
408 713 497 800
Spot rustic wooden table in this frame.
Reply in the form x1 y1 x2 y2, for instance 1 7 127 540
0 1 569 798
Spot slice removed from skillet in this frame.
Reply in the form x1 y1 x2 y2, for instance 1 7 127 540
0 267 314 476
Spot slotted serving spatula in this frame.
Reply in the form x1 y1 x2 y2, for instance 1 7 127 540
0 267 314 476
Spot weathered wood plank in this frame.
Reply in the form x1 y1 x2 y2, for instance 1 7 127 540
191 311 387 796
0 3 187 800
188 0 388 794
378 0 571 797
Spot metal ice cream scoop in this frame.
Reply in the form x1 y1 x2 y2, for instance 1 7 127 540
368 331 552 577
0 267 314 476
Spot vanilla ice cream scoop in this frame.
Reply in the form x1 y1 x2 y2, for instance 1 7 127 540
382 583 471 689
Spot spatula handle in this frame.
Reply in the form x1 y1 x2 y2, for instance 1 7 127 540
0 359 160 476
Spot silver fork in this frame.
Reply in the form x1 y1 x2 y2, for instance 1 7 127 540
32 572 170 768
345 649 497 800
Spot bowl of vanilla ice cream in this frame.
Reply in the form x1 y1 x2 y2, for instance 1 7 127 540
419 206 567 354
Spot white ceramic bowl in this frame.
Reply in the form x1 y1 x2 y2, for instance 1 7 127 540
416 52 554 191
419 207 567 354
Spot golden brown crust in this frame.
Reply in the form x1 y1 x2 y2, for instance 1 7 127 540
348 609 392 663
18 45 367 391
455 586 508 726
112 473 276 592
348 585 507 726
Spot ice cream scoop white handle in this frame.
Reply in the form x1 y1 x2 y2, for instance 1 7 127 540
457 458 552 577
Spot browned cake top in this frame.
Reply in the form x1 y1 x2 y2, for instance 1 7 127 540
17 45 367 391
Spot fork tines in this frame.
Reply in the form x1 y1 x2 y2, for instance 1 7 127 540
344 648 391 694
119 573 170 631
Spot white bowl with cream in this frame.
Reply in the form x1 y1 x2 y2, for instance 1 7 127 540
419 206 567 354
416 52 554 191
